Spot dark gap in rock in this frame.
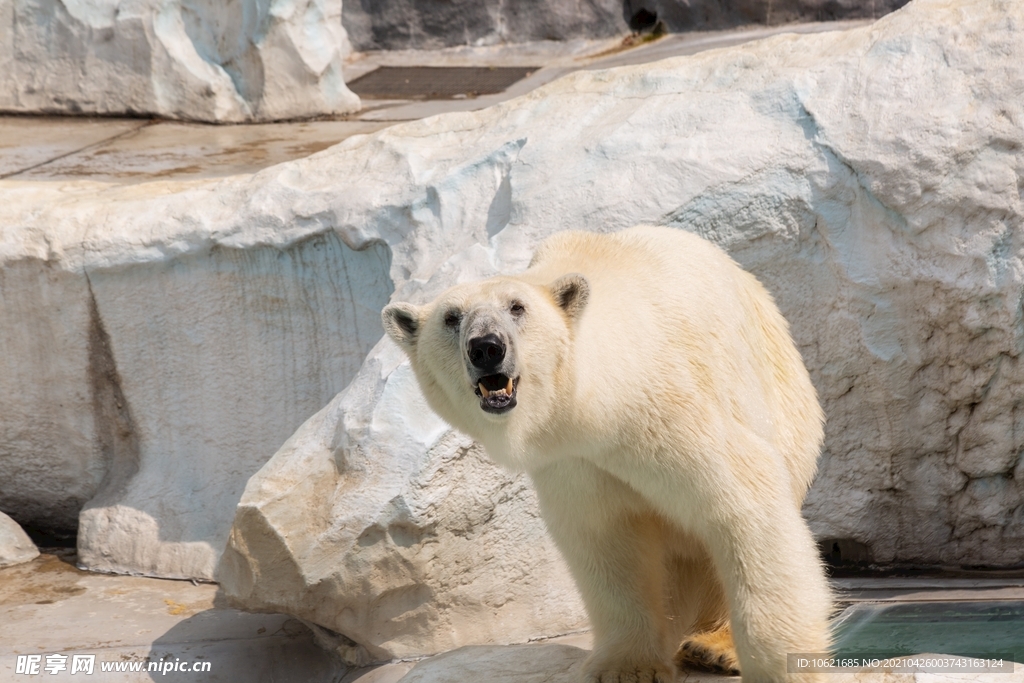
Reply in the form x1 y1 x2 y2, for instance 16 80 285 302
820 537 875 571
629 7 659 32
21 524 78 549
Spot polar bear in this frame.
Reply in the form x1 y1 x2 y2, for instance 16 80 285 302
382 225 831 683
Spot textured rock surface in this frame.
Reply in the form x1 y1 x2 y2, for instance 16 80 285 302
342 0 625 50
0 0 360 122
0 260 98 533
0 179 394 579
342 0 909 51
218 344 587 662
628 0 910 33
1 0 1021 616
76 230 393 579
0 512 38 568
219 0 1024 659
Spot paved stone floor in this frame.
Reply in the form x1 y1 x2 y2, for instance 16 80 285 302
0 20 867 185
0 551 341 682
2 551 1023 682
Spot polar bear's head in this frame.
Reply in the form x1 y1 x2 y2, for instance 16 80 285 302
382 274 589 450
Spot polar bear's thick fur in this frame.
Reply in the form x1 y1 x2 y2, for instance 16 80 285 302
382 226 831 683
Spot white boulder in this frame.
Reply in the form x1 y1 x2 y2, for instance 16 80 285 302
218 0 1024 658
219 344 587 662
0 0 359 122
0 511 39 568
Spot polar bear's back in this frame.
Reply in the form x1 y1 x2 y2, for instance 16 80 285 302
524 225 823 501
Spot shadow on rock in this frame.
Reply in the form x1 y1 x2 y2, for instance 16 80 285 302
145 595 344 683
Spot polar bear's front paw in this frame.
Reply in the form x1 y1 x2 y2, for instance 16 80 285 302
675 627 741 676
583 661 676 683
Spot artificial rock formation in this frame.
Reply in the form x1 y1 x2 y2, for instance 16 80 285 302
0 0 360 122
343 0 910 51
0 179 394 579
2 0 1023 655
0 511 39 568
220 0 1024 659
218 344 587 662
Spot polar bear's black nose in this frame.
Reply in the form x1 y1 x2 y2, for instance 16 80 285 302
468 334 505 371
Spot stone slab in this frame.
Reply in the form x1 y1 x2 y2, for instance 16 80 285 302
3 556 1020 682
580 19 872 70
0 117 147 178
0 552 342 682
7 119 392 183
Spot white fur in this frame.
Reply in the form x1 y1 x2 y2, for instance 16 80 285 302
382 225 831 683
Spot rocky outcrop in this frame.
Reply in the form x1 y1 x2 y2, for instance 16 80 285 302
2 0 1022 640
0 0 359 122
217 0 1024 659
217 344 587 663
0 512 38 568
342 0 910 51
1 179 394 579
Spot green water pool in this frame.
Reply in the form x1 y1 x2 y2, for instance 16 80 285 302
832 601 1024 662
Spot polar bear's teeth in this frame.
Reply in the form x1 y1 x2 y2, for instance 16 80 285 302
478 381 513 399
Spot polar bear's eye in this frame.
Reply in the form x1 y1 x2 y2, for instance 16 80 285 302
443 311 461 329
510 301 525 316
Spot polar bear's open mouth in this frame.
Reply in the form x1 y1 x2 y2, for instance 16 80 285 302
474 374 519 413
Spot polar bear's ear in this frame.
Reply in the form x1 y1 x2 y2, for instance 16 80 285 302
382 302 422 350
550 273 590 321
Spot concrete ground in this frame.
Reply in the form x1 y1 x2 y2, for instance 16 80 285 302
3 551 1023 682
0 550 342 682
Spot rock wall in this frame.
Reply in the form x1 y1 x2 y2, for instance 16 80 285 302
634 0 911 33
2 0 1022 649
217 0 1023 658
1 179 394 579
77 232 394 578
0 261 98 534
342 0 625 50
342 0 910 51
0 0 360 122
